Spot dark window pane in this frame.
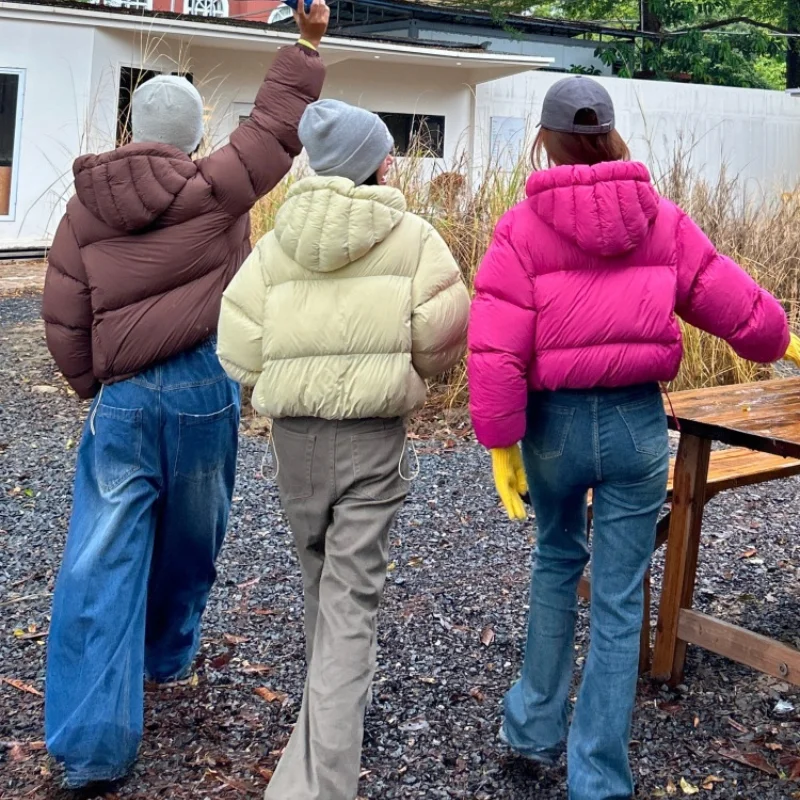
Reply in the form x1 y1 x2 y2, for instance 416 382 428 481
0 72 20 216
377 112 445 158
117 66 160 147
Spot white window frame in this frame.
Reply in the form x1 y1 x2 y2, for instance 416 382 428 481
0 68 25 223
184 0 230 17
90 0 155 9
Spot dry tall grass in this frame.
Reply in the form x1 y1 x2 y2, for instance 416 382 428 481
250 149 800 409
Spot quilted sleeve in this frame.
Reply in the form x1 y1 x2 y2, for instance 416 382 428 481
467 212 536 449
198 44 325 219
217 238 268 386
410 225 470 380
42 213 99 399
674 210 789 363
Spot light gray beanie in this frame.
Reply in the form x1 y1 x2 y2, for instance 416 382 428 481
299 100 394 185
131 75 204 155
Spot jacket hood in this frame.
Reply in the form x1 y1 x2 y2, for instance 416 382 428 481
273 176 407 273
73 143 197 232
525 161 660 257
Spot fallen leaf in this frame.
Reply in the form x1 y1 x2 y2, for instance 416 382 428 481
252 608 277 616
740 548 758 559
210 650 234 670
9 744 26 762
386 561 397 573
765 742 783 751
241 664 272 675
419 676 437 685
469 687 485 703
253 765 274 782
32 385 58 394
223 633 248 645
255 687 287 704
693 715 700 728
407 556 424 568
680 777 699 796
1 677 43 697
779 754 800 780
702 775 724 786
480 625 495 647
666 778 678 796
718 748 777 776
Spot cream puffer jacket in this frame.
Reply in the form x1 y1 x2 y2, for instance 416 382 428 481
217 176 470 420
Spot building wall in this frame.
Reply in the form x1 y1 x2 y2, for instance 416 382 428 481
2 21 478 247
477 71 800 196
0 18 95 248
190 46 475 166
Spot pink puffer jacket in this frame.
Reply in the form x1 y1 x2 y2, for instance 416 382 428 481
468 161 789 449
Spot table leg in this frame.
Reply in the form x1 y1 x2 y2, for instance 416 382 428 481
652 434 711 685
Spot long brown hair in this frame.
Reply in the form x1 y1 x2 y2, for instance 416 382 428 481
532 108 630 170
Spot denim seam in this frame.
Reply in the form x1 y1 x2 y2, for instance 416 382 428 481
592 395 602 482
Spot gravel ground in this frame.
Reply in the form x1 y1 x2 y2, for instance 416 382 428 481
1 296 799 800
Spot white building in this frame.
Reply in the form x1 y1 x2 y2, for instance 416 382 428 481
3 0 800 251
0 0 550 249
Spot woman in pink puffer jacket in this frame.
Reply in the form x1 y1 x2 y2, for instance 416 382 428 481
468 77 789 800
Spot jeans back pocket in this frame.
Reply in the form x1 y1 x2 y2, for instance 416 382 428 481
527 405 575 460
617 396 668 457
94 405 144 493
176 404 239 483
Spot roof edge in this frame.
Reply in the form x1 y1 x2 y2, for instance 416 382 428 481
0 0 553 67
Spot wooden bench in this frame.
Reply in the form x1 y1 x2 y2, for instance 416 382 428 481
577 447 800 674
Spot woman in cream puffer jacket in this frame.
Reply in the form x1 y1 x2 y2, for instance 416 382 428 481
218 173 467 417
217 100 469 800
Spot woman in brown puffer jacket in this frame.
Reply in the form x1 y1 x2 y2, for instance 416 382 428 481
41 2 329 790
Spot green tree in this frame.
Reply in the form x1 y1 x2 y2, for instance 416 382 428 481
443 0 790 88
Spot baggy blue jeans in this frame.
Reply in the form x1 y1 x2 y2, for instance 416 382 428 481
45 339 240 788
503 384 668 800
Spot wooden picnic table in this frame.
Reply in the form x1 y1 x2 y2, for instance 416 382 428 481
652 376 800 687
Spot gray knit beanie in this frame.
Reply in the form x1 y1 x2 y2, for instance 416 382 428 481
131 75 204 155
299 100 394 185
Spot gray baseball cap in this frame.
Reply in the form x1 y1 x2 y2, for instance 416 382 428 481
539 76 615 135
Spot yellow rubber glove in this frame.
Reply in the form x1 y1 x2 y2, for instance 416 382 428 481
490 445 528 521
784 333 800 368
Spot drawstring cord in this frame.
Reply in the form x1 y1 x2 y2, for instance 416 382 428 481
660 383 681 432
89 385 105 435
399 435 420 482
261 430 280 481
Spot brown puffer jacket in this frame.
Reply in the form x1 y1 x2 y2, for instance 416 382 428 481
42 44 325 399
